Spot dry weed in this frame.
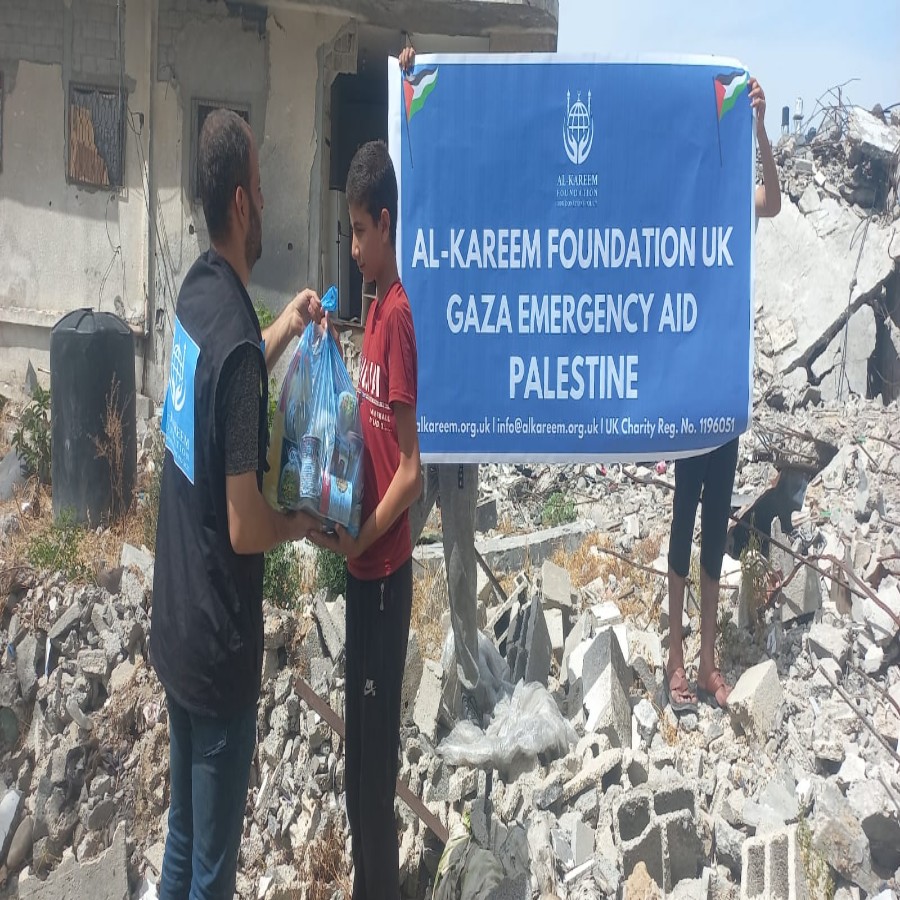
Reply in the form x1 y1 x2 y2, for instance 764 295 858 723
92 374 131 525
412 563 447 660
302 818 352 900
551 532 666 623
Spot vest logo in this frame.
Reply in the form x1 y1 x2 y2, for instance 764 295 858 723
162 317 200 484
170 340 188 412
564 89 594 166
364 679 376 698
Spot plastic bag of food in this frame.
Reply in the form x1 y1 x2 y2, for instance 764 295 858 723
263 312 363 535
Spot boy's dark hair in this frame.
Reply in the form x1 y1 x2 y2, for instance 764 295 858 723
198 109 252 241
346 140 398 245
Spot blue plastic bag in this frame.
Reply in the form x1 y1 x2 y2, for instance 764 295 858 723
263 315 364 536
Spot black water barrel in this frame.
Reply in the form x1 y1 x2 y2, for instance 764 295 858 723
51 309 137 526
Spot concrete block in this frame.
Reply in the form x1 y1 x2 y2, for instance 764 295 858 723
740 824 807 900
560 749 622 805
780 566 821 625
664 810 703 887
413 659 443 742
520 595 552 686
582 629 632 748
561 609 593 683
16 633 45 703
633 699 658 744
715 816 745 877
313 592 344 661
854 577 900 647
727 660 783 741
400 631 423 727
807 623 850 668
119 543 154 583
476 497 498 533
546 608 565 663
629 629 663 669
541 559 574 610
812 782 876 893
622 819 664 891
486 873 528 900
20 821 128 900
571 818 594 868
414 521 593 579
846 779 900 871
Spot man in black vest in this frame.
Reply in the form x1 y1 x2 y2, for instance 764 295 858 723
151 109 320 900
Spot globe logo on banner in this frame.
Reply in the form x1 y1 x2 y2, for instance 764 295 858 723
170 339 187 412
564 89 594 165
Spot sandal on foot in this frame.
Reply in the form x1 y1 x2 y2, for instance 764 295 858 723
663 667 698 714
697 670 731 709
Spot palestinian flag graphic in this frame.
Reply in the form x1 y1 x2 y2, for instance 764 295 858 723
404 66 439 121
714 70 749 120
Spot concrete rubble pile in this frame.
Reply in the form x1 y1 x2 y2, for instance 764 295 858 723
3 387 900 899
756 105 900 409
1 102 899 900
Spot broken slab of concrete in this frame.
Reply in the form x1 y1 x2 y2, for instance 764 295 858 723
853 576 900 646
814 303 876 401
19 822 128 900
582 629 632 748
846 779 900 872
507 594 552 687
413 659 443 742
807 622 850 669
812 781 878 895
727 660 784 742
313 591 345 661
755 197 895 377
119 543 154 583
414 521 594 579
540 559 575 611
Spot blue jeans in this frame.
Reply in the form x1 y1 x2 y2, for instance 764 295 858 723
159 692 257 900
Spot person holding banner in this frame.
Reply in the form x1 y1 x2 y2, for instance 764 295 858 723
398 43 489 730
665 76 781 713
308 56 422 896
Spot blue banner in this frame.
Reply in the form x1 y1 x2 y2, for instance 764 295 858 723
389 54 755 462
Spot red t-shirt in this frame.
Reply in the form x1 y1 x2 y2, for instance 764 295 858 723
348 281 418 580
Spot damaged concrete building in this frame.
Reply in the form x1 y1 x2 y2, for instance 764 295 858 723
0 0 559 402
756 105 900 407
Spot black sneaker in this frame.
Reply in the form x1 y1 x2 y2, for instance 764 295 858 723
461 692 483 729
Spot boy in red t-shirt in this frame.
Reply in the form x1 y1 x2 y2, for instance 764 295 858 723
308 131 421 898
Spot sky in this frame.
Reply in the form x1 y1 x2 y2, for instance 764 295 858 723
557 0 899 134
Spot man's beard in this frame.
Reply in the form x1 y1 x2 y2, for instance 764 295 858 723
245 196 262 269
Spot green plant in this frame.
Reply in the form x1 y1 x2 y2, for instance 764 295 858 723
266 376 278 433
264 541 302 608
255 304 279 433
13 386 51 483
315 546 346 596
27 509 91 582
255 301 275 330
797 817 835 899
739 525 767 633
541 491 576 527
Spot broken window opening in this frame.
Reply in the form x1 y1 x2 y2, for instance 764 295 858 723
68 83 125 189
192 101 250 201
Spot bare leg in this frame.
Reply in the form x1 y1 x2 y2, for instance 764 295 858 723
665 568 695 705
697 566 731 707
